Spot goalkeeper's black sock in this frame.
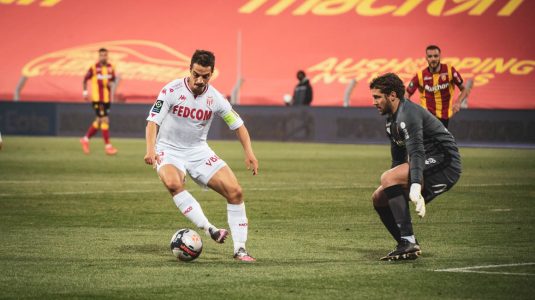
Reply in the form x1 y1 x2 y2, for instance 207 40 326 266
384 185 414 238
374 205 401 243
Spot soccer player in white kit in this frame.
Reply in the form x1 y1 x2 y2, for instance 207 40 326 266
144 50 258 262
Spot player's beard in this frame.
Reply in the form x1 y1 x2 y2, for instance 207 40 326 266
429 59 440 72
382 100 393 115
376 102 389 115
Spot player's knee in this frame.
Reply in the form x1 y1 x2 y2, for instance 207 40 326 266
380 171 391 187
380 170 398 188
226 185 243 204
372 190 380 205
162 178 184 194
372 184 389 207
372 189 388 207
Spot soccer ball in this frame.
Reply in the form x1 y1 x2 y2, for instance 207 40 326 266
170 228 203 262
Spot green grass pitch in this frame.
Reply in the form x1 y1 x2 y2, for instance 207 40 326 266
0 136 534 299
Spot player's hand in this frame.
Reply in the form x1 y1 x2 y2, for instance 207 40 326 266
452 102 461 114
144 150 161 168
83 90 89 101
245 152 258 175
409 183 426 218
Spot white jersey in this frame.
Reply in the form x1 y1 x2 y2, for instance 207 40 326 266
147 78 243 151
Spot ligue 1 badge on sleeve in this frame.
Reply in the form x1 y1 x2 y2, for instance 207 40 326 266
152 100 164 113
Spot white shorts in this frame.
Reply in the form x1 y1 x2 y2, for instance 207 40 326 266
155 146 227 187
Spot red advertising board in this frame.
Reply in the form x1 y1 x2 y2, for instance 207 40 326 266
0 0 533 108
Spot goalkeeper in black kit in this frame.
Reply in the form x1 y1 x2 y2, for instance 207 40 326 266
369 73 461 261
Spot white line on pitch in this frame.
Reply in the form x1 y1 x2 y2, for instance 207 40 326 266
0 180 532 188
0 185 358 197
0 190 162 197
0 183 532 198
435 263 535 276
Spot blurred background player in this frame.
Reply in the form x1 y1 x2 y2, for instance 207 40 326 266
291 70 313 106
370 73 461 261
406 45 472 128
80 48 118 155
144 50 259 262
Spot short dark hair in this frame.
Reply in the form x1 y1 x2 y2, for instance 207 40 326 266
99 48 108 53
190 50 215 71
426 45 441 53
369 73 405 99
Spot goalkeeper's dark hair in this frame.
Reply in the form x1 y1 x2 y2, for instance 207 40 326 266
369 73 405 100
190 49 215 71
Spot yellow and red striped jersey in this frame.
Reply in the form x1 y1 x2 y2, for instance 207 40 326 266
84 63 115 103
406 64 463 120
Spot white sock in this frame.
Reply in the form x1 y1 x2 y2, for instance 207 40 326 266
227 203 248 253
401 235 416 244
172 191 212 231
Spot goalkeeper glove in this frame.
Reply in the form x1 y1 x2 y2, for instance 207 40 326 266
409 183 426 218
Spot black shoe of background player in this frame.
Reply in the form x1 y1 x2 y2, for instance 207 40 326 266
380 239 421 261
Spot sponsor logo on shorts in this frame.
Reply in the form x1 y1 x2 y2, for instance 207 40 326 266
239 223 248 227
152 100 164 113
432 184 448 194
205 154 220 166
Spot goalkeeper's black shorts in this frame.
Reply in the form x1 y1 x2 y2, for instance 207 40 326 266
419 152 461 203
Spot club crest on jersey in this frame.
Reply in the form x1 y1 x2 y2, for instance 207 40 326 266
206 96 213 107
152 100 164 113
441 73 447 81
